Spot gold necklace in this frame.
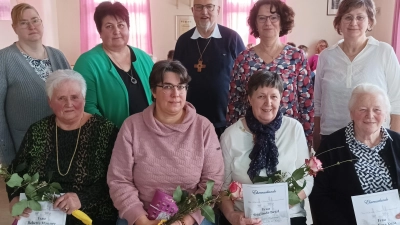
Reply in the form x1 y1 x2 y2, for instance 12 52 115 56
194 38 212 72
56 116 83 176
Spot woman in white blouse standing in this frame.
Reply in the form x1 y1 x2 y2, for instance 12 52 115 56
220 71 313 225
313 0 400 150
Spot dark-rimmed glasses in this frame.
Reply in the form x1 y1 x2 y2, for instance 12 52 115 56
157 84 188 94
257 15 280 24
193 4 215 12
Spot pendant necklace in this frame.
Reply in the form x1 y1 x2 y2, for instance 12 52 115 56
194 38 212 72
105 47 137 84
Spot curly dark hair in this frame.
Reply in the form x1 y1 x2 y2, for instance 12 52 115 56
248 0 295 38
333 0 376 35
94 1 130 33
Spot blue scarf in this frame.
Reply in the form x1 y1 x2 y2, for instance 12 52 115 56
245 107 283 181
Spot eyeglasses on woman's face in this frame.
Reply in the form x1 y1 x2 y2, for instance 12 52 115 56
342 15 367 24
156 84 188 94
18 18 42 29
257 14 280 24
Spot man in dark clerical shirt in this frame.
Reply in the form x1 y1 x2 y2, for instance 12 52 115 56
174 0 245 138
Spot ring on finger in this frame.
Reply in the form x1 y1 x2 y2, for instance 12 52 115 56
64 207 69 211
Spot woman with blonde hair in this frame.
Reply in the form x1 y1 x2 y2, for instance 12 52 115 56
0 3 70 165
308 39 328 71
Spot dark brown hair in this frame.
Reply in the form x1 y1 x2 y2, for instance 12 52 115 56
94 1 130 33
247 70 283 97
248 0 295 38
149 60 191 94
333 0 376 35
167 50 175 60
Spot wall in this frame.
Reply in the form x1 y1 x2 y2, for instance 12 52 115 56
285 0 342 56
369 0 395 44
0 0 17 49
56 0 80 65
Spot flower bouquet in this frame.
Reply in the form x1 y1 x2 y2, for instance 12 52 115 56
0 163 92 225
150 180 220 225
252 156 323 205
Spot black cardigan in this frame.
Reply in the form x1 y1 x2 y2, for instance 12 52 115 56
309 127 400 225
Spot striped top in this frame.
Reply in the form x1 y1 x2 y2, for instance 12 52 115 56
0 43 70 165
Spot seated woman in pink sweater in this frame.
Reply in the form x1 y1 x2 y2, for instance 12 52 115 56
107 60 224 225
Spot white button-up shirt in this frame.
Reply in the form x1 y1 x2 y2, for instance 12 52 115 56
314 36 400 135
190 24 222 39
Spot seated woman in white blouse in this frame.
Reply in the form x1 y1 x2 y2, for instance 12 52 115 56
219 71 313 225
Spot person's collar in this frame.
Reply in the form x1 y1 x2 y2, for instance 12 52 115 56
329 36 379 51
191 24 222 39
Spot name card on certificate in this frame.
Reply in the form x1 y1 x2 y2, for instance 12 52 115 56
17 193 66 225
351 189 400 225
243 183 290 225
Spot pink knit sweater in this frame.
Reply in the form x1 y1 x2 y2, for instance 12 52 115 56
107 103 224 225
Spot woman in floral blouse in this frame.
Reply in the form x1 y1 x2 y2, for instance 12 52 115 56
226 0 314 146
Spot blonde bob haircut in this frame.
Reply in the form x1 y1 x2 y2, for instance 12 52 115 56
11 3 40 26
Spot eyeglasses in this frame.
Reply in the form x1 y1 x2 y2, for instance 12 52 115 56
157 84 188 94
257 15 280 24
342 15 366 24
193 4 216 12
18 18 42 29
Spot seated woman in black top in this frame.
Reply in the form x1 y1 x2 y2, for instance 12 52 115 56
309 83 400 225
7 70 118 225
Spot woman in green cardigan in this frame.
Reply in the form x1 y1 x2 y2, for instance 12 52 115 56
74 2 153 127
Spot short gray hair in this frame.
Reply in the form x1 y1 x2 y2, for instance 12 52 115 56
348 83 391 113
46 70 87 99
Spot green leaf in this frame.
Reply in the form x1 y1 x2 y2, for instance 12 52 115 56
27 200 41 211
50 182 62 190
6 173 23 187
288 191 301 206
15 162 27 173
200 205 215 223
11 200 28 216
203 180 214 201
31 172 39 183
48 186 61 195
291 168 305 181
25 184 37 199
23 174 31 182
173 186 182 202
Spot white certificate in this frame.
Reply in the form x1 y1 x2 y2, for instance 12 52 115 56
242 183 290 225
17 193 67 225
351 189 400 225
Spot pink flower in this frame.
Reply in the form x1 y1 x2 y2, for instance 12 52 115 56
228 181 243 200
305 156 323 177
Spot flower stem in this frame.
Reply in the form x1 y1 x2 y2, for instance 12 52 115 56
323 159 358 169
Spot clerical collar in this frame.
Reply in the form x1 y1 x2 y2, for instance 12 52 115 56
191 25 222 39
